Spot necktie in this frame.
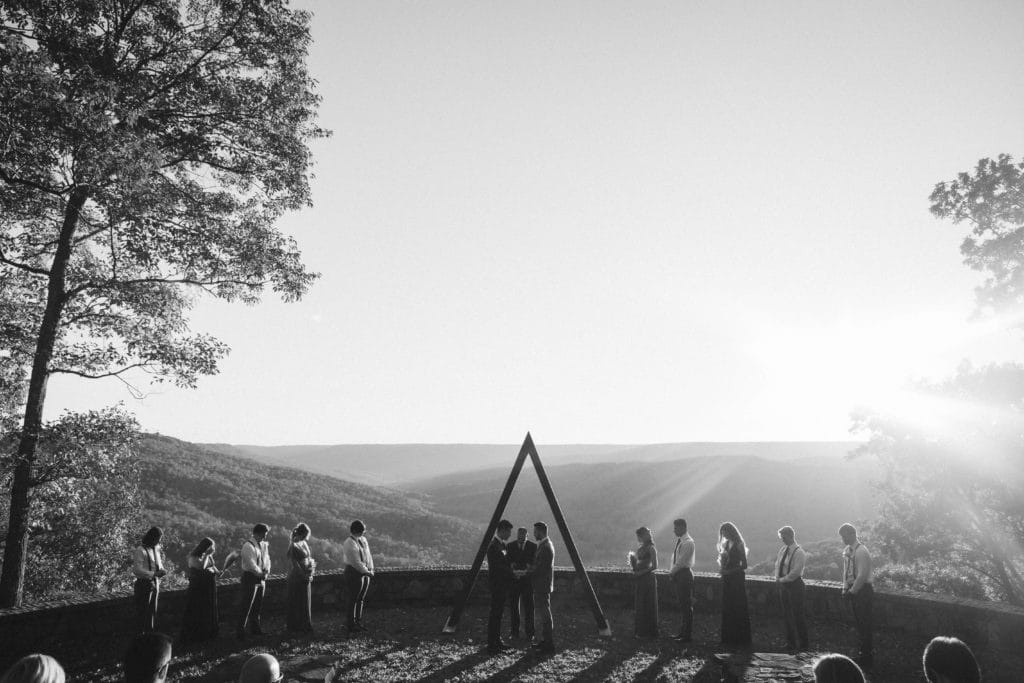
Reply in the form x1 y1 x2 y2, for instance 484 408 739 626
779 546 790 578
674 538 681 565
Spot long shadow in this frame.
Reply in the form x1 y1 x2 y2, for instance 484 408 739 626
417 647 507 683
283 644 403 682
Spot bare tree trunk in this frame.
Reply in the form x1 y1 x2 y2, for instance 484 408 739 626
0 188 86 608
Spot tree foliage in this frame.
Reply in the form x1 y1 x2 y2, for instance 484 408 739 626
0 0 326 605
930 154 1024 314
0 406 142 597
853 362 1024 605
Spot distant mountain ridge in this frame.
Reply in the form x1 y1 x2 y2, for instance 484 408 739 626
412 454 878 572
202 441 862 486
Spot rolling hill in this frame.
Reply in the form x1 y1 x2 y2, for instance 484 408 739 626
203 441 861 486
136 435 478 574
410 454 878 572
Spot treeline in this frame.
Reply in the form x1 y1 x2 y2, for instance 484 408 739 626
137 435 479 578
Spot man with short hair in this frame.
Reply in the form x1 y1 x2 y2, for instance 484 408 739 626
531 521 556 654
238 653 283 683
508 526 537 641
237 523 271 639
343 519 374 634
123 632 172 683
775 525 808 651
485 519 515 654
668 518 695 642
839 522 873 668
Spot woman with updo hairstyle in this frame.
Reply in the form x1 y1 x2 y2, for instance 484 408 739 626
0 654 65 683
180 536 221 644
718 521 751 647
286 522 315 633
628 526 659 639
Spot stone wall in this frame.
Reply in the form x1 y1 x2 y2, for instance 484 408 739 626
1 568 1022 671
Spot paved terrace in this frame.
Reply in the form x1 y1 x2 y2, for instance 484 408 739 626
1 568 1022 682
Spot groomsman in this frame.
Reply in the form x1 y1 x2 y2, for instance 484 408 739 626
668 518 695 642
775 525 808 650
343 519 375 633
840 523 874 668
531 521 556 654
508 526 537 641
237 523 271 638
486 520 515 654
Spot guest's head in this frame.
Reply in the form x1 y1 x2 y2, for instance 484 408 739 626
141 526 162 548
838 523 858 546
533 521 548 540
0 654 65 683
778 526 796 544
718 522 746 552
238 653 282 683
190 537 215 558
292 523 311 541
350 519 366 536
635 526 653 544
496 519 513 541
123 632 172 683
812 654 865 683
923 636 981 683
252 523 269 541
673 518 687 536
516 527 528 543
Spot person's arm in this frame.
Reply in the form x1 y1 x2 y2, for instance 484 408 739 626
850 546 871 593
131 547 155 579
780 548 806 583
239 542 258 574
262 542 271 577
363 539 374 574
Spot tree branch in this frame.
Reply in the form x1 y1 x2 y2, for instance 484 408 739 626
48 364 149 380
0 248 50 277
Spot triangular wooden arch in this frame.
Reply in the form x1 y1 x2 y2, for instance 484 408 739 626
442 433 612 636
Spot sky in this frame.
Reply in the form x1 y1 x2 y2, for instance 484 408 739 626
46 0 1024 445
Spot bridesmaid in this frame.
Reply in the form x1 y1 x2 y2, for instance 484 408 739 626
286 523 315 633
180 537 221 644
629 526 659 639
718 521 752 647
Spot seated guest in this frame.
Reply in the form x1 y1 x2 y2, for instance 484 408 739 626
812 653 865 683
238 653 282 683
0 654 65 683
123 632 172 683
923 636 981 683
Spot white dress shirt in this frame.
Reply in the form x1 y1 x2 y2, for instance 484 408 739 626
843 542 872 593
343 535 374 574
132 545 163 580
240 539 271 576
775 543 806 583
670 533 696 575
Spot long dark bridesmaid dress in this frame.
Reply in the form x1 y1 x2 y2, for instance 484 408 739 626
180 555 219 644
633 541 659 638
286 541 314 632
720 542 751 646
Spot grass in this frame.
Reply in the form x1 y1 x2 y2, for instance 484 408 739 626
71 601 1018 682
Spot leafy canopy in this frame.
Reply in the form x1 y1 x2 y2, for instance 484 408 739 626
0 0 327 389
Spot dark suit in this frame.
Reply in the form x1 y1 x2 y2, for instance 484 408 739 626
507 539 537 638
486 536 514 648
531 537 555 648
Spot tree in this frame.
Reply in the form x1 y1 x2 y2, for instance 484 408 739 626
0 406 143 597
0 0 326 606
852 363 1024 604
929 154 1024 314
